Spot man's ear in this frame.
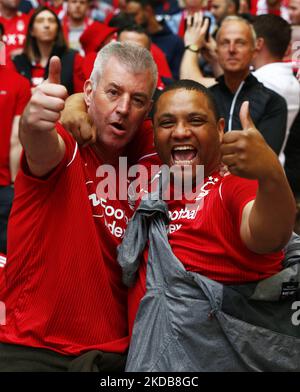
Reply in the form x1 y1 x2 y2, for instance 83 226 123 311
84 79 93 108
217 117 225 143
255 37 264 52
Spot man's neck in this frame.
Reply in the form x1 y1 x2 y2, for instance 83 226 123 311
0 5 17 19
224 70 249 93
253 54 280 70
92 143 124 166
68 17 85 28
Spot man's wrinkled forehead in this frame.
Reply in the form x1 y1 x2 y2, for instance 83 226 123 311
217 20 254 43
99 57 153 97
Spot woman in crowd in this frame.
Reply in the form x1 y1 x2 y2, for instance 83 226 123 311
12 6 84 94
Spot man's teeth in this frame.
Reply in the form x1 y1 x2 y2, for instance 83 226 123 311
172 146 197 163
174 160 194 164
173 146 195 151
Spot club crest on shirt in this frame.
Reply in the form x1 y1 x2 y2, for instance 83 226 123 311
16 20 25 32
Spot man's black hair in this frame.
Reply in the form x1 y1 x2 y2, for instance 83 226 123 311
125 0 157 8
152 79 220 121
108 11 135 29
230 0 240 12
253 14 291 59
0 23 4 38
117 24 151 41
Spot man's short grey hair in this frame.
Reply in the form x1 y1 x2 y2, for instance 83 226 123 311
216 16 257 47
90 41 158 97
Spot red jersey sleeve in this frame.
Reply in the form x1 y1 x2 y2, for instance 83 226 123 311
19 123 78 184
15 74 31 115
219 174 258 230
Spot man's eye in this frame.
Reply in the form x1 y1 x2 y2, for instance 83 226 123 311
132 97 144 106
190 118 204 125
107 89 118 97
159 121 174 127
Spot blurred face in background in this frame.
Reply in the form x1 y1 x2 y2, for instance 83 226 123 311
211 0 229 23
67 0 90 23
31 10 58 44
217 20 255 75
0 0 21 11
289 0 300 24
184 0 204 12
125 1 148 28
118 30 151 50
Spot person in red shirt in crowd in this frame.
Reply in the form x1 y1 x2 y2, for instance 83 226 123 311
177 0 212 38
289 0 300 24
0 41 157 371
61 0 94 54
79 15 173 83
250 0 290 21
12 6 85 94
119 80 297 371
125 0 185 79
0 22 31 256
45 0 65 18
117 24 173 90
0 0 30 58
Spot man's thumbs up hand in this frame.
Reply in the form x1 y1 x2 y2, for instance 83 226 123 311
46 56 62 85
22 56 68 133
220 101 279 180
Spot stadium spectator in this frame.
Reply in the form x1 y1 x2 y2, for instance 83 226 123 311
180 14 287 154
0 22 31 255
12 6 85 94
0 0 30 58
0 42 158 371
125 0 185 79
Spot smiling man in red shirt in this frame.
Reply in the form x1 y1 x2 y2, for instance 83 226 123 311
0 41 157 371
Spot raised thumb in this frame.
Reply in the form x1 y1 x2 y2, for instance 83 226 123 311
239 101 255 130
47 56 61 84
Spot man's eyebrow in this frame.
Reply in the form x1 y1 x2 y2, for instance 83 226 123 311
188 111 208 119
156 113 175 121
106 83 148 99
106 82 121 90
157 111 209 121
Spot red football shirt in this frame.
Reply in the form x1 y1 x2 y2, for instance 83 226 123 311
0 12 30 59
0 67 31 186
0 118 157 355
128 171 284 333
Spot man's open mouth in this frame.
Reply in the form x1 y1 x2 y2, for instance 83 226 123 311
171 146 197 165
111 122 126 131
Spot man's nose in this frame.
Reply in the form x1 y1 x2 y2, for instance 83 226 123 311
172 124 192 139
229 42 236 52
116 95 130 115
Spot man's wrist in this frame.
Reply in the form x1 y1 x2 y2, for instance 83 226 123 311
184 44 201 53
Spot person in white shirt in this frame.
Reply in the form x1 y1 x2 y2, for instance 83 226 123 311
252 13 300 165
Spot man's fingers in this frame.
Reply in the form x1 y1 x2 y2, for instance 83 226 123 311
220 142 238 156
80 122 97 144
31 119 59 132
47 56 61 84
193 11 203 27
221 130 241 144
32 93 66 112
221 152 236 166
37 108 62 123
41 83 68 101
201 16 209 34
239 101 255 130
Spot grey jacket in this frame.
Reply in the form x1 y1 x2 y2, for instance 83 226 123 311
118 194 300 372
